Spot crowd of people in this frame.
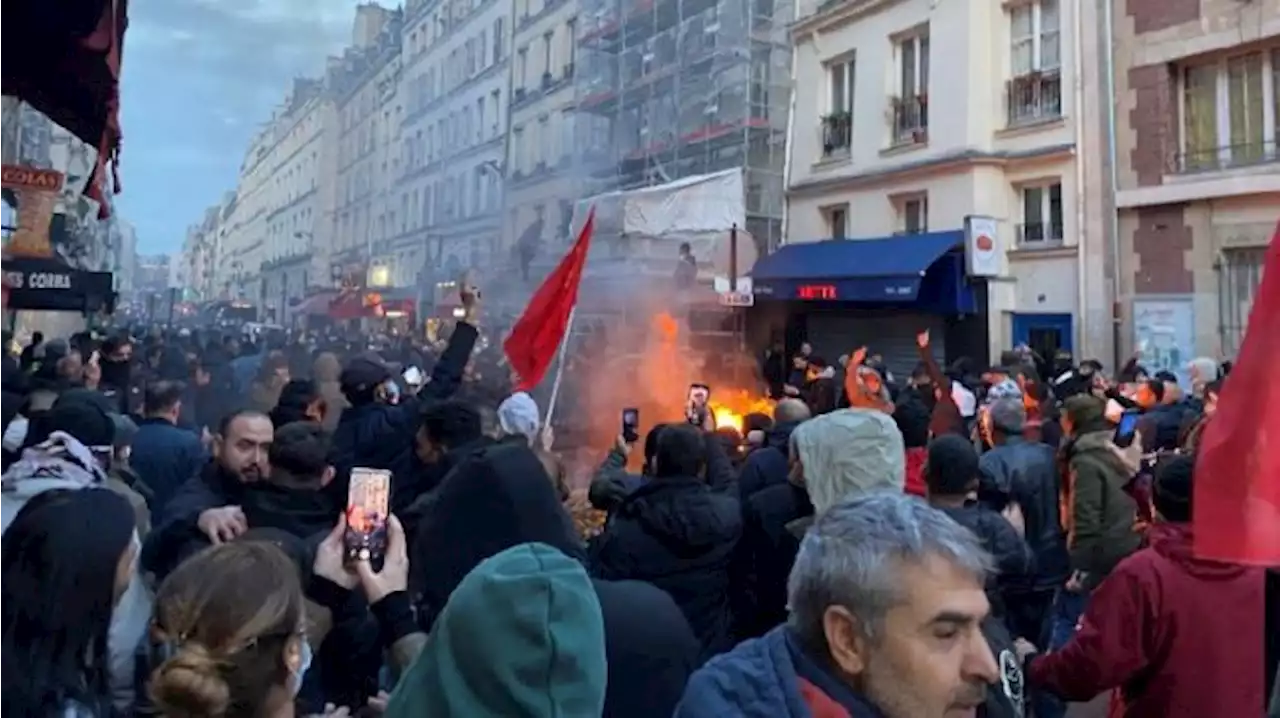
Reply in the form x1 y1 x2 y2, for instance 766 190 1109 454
1 290 1277 718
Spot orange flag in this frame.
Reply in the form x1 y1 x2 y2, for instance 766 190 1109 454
504 207 595 392
1193 221 1280 565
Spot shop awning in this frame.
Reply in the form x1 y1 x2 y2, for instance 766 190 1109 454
750 230 974 311
291 291 338 317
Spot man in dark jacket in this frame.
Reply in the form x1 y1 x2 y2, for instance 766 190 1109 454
978 397 1069 643
590 422 742 662
736 398 809 502
412 441 701 718
240 420 339 539
327 287 479 507
130 380 207 518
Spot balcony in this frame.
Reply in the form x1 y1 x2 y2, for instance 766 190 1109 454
820 113 852 158
1175 140 1279 174
891 95 928 146
1006 71 1062 127
1016 222 1065 247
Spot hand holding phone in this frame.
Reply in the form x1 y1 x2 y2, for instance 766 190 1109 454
345 468 391 570
403 366 425 386
1113 409 1141 448
622 408 640 443
687 384 711 426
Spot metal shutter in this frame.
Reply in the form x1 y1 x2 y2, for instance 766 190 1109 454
806 310 947 382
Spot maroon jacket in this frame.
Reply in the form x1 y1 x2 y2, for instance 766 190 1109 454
1029 523 1266 718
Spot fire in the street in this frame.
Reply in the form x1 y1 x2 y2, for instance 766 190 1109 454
710 390 776 433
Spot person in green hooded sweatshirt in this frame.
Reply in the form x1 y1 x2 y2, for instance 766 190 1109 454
383 541 608 718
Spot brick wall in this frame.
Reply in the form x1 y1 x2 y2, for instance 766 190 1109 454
1127 64 1177 187
1132 204 1194 294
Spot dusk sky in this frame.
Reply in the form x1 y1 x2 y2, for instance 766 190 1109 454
116 0 360 254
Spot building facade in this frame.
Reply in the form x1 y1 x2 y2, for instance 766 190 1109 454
398 0 510 288
781 0 1109 363
256 79 336 323
1110 0 1279 377
217 124 274 300
329 5 404 290
503 0 580 271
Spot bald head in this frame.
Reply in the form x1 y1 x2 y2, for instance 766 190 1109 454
774 398 811 424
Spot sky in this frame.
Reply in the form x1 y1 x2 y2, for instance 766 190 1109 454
117 0 362 255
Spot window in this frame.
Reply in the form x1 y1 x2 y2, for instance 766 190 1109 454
477 98 486 142
493 18 505 64
490 90 502 137
823 205 848 239
1179 49 1278 172
513 125 525 172
478 30 488 70
543 31 555 77
893 32 929 143
1018 182 1064 245
561 110 574 163
517 47 529 88
822 56 855 156
1007 0 1062 125
566 17 577 71
898 195 928 234
538 115 551 166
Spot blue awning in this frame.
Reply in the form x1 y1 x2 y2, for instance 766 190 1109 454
750 230 973 310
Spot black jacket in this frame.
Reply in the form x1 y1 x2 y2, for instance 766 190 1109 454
732 480 813 641
141 460 244 580
736 420 801 502
130 417 206 519
978 435 1070 592
590 436 742 662
936 503 1034 618
328 321 477 510
412 442 700 718
240 482 339 541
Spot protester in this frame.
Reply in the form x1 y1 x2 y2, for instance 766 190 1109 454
269 379 327 428
2 488 141 717
1019 455 1267 717
131 380 207 516
495 390 541 446
736 398 810 501
239 421 338 539
676 493 999 717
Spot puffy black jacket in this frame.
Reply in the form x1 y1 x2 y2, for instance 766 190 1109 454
979 436 1070 592
590 437 741 663
1141 402 1195 452
736 420 801 502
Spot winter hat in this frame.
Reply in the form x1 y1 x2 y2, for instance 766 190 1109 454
45 397 116 450
794 408 905 513
497 392 540 442
340 357 392 396
1153 454 1193 523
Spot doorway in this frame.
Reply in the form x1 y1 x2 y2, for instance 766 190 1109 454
1011 313 1074 361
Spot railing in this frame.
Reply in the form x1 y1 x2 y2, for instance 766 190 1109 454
1175 140 1279 174
891 95 928 146
1016 222 1064 246
1006 71 1062 127
820 113 852 157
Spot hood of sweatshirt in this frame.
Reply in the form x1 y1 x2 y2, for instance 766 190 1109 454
385 543 607 718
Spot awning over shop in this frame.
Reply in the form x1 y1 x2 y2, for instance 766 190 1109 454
291 291 337 317
750 230 976 313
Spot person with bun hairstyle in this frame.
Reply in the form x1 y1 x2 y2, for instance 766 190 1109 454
148 541 327 718
2 488 141 717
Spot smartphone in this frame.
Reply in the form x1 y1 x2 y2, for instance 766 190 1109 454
403 365 425 386
344 467 391 568
687 383 711 426
1113 409 1141 448
622 407 640 443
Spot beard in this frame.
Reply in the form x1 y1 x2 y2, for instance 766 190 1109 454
859 650 988 718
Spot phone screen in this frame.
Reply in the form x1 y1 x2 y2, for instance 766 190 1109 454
345 468 391 566
688 383 710 407
622 407 640 442
1113 410 1141 448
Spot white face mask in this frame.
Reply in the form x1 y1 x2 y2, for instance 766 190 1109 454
289 638 314 697
107 537 152 711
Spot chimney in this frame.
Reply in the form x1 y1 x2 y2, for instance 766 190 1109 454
352 3 391 49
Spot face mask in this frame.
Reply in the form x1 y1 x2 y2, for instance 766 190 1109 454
289 638 313 696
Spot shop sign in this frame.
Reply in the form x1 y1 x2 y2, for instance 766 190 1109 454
3 269 74 290
964 215 1001 278
2 164 64 259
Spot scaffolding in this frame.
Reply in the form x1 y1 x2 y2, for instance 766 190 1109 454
572 0 791 255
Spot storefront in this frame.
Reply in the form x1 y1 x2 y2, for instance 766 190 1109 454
2 256 115 315
748 230 989 378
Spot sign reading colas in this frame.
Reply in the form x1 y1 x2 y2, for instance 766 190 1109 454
2 165 65 259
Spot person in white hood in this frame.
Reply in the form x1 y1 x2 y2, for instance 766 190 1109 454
497 391 542 446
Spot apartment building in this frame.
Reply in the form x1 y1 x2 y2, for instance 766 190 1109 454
504 0 580 270
398 0 510 286
214 125 272 299
1111 0 1279 375
772 0 1106 367
255 79 337 322
329 5 404 289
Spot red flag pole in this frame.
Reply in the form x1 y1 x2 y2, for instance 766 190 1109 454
543 306 577 429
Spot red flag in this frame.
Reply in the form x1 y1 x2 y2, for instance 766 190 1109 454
504 207 595 392
1193 221 1280 565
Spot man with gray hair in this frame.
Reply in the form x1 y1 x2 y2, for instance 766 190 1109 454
978 396 1069 646
676 493 1002 718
